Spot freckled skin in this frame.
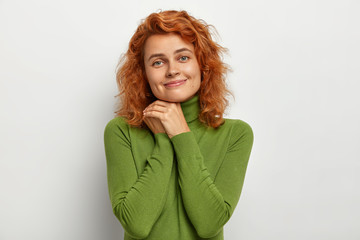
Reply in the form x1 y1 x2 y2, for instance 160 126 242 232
143 33 201 103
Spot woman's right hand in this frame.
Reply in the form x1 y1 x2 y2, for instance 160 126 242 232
143 116 166 135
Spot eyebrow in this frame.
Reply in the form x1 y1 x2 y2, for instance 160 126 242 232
147 48 193 62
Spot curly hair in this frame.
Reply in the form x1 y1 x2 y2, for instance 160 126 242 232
115 10 231 128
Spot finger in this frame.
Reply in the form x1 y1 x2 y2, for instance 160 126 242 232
143 110 164 120
147 100 175 109
144 104 168 114
152 100 171 106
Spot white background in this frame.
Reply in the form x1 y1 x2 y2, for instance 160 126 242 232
1 0 359 239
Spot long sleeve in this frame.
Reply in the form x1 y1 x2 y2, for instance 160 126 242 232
104 118 174 239
170 121 254 238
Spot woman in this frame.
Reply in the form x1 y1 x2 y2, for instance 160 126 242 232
104 10 254 240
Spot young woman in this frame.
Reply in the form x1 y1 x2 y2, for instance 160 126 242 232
104 10 254 240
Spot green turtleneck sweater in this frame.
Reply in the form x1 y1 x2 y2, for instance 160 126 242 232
103 95 254 240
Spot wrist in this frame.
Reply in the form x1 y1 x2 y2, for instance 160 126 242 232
168 128 190 139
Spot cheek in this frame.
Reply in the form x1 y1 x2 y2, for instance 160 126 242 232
194 79 201 91
185 62 201 78
145 68 159 86
186 63 201 85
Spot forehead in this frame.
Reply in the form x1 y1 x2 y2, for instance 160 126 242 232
143 33 194 56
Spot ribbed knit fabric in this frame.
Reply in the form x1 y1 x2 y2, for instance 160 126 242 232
104 95 254 240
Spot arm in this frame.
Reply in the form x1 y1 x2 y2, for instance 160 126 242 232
170 121 254 238
104 118 174 239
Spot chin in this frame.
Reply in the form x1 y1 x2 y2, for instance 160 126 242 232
156 94 195 103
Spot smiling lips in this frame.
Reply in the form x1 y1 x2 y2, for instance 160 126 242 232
163 79 187 88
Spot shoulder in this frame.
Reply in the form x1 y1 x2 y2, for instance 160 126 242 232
104 116 129 132
222 118 254 148
104 117 150 145
223 118 253 135
104 117 131 141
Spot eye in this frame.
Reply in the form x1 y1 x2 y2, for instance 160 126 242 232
152 61 163 67
179 56 189 62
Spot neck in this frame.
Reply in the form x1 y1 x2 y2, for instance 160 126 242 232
180 95 200 123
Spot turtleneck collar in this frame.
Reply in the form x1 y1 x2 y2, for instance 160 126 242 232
180 95 200 123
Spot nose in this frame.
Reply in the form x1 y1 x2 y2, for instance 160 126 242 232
166 62 180 77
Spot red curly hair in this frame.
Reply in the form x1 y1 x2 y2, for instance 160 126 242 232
115 10 231 128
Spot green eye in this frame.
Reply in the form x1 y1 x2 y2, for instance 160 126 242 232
153 61 163 66
180 56 189 61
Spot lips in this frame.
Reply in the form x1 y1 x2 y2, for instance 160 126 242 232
163 79 187 88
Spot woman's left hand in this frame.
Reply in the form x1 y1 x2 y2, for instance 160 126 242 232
143 100 190 139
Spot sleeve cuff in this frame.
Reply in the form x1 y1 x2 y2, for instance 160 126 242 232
170 131 201 158
152 133 174 157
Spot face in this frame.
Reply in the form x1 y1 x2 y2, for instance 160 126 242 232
143 33 201 102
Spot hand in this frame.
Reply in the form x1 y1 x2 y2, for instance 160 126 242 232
143 100 190 138
143 116 166 135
